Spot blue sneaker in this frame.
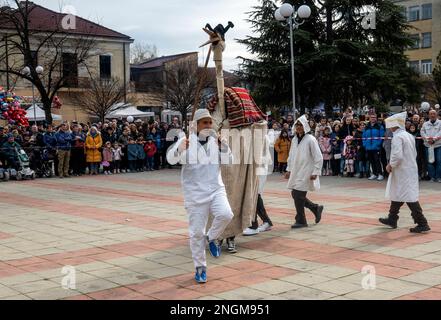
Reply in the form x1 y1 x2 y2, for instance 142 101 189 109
195 267 207 283
208 238 221 258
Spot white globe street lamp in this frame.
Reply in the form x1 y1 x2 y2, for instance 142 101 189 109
275 9 285 21
22 66 31 76
297 5 312 19
280 3 294 18
36 65 44 74
274 3 312 121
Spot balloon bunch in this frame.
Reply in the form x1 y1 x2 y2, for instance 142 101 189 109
0 87 30 126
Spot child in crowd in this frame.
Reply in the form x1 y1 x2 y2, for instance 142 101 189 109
319 127 332 176
315 118 332 139
144 136 157 171
343 136 357 177
136 137 146 172
127 137 138 172
112 142 123 174
102 141 113 175
331 137 341 176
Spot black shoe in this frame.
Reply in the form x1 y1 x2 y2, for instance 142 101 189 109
410 225 431 233
226 238 237 254
379 217 397 229
315 206 324 224
291 223 308 229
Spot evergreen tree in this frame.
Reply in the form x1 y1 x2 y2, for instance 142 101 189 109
237 0 422 116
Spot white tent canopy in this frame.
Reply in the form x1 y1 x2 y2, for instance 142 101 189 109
105 103 154 119
26 104 62 122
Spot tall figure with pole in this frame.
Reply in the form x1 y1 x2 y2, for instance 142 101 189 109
166 22 235 284
203 22 268 253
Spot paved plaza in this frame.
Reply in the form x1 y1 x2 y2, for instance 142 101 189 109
0 171 441 300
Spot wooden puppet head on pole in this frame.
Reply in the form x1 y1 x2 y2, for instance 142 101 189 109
196 22 234 128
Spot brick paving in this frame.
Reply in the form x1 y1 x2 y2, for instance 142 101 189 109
0 170 440 300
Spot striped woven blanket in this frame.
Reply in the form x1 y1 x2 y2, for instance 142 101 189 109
207 87 266 128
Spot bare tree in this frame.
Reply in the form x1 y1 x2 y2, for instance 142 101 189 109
71 76 129 123
0 0 97 123
130 42 157 64
163 60 210 131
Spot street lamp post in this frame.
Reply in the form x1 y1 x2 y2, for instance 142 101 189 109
275 3 311 121
23 65 44 125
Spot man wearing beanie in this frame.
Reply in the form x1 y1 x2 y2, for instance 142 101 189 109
167 109 233 284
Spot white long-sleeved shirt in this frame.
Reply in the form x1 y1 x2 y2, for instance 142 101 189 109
167 133 232 206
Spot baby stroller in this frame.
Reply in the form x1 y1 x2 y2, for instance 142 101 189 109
34 148 54 178
8 146 36 181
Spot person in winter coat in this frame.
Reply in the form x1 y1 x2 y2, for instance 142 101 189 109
144 136 157 171
112 142 123 174
421 110 441 182
118 129 130 173
127 137 138 172
330 137 341 176
102 141 113 175
1 134 20 169
166 109 233 284
102 127 118 144
150 127 162 170
363 114 385 181
43 125 57 151
354 121 368 178
379 112 431 234
55 123 73 178
70 124 86 176
136 137 146 171
339 116 355 140
343 136 357 177
285 115 324 229
274 130 291 173
319 127 332 176
85 127 103 175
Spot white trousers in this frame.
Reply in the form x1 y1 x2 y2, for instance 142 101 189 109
186 190 233 268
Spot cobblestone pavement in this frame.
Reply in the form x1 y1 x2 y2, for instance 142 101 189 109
0 170 441 300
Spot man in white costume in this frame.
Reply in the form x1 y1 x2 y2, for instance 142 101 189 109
243 133 274 236
167 109 234 283
379 112 431 233
285 115 324 229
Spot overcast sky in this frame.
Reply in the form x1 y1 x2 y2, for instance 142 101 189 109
32 0 260 71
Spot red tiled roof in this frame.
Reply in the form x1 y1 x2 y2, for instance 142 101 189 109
131 52 198 69
1 2 132 41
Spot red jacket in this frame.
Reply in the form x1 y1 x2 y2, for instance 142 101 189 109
144 142 157 158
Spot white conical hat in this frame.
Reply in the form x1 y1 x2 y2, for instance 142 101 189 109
385 111 407 129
